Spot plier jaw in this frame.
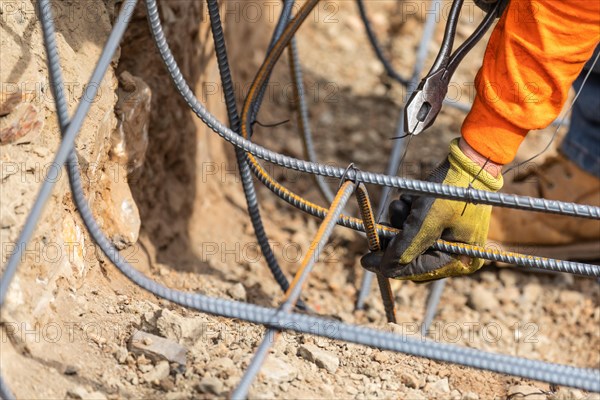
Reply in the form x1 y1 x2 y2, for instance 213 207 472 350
404 69 448 136
403 0 509 136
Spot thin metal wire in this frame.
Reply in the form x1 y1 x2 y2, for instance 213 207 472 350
248 0 296 129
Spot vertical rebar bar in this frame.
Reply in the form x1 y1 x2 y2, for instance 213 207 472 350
421 279 446 336
231 181 355 399
355 183 397 323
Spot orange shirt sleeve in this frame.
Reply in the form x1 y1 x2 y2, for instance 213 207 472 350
461 0 600 165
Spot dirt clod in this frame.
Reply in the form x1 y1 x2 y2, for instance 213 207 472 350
424 377 451 394
196 376 223 395
298 344 340 374
507 385 546 400
129 331 187 365
261 356 298 383
143 360 170 384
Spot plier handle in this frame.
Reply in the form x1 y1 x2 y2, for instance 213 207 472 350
404 0 508 136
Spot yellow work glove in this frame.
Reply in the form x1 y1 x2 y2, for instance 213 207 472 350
366 138 503 282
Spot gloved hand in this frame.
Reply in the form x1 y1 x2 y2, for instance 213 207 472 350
362 138 503 282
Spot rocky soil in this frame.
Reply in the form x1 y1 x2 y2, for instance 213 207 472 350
1 1 598 399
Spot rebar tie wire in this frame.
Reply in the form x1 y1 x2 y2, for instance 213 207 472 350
1 0 600 397
355 183 397 324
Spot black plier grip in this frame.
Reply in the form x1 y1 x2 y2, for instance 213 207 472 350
404 0 508 136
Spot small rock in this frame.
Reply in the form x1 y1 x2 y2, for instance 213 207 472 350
155 309 207 346
261 356 298 382
450 389 462 400
99 165 141 249
113 345 128 364
159 378 176 392
399 372 419 389
227 283 247 301
462 391 479 400
196 376 223 395
549 388 585 400
298 344 339 373
125 369 138 385
0 102 44 145
67 387 89 399
279 382 290 392
424 377 450 394
362 366 379 378
379 371 392 381
64 365 79 375
129 331 187 365
143 360 170 383
207 357 236 375
373 352 390 363
507 385 546 400
138 363 153 373
468 286 499 312
137 354 152 366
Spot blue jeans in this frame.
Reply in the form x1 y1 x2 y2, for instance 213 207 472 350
560 47 600 178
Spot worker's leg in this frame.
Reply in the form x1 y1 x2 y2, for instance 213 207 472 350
560 47 600 178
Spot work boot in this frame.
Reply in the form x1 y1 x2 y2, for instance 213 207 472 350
487 152 600 261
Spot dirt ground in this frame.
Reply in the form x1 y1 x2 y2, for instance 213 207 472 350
1 1 598 399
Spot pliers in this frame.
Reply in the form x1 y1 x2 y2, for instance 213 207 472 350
404 0 508 136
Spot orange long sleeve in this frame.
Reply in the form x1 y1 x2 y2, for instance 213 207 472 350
462 0 600 164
